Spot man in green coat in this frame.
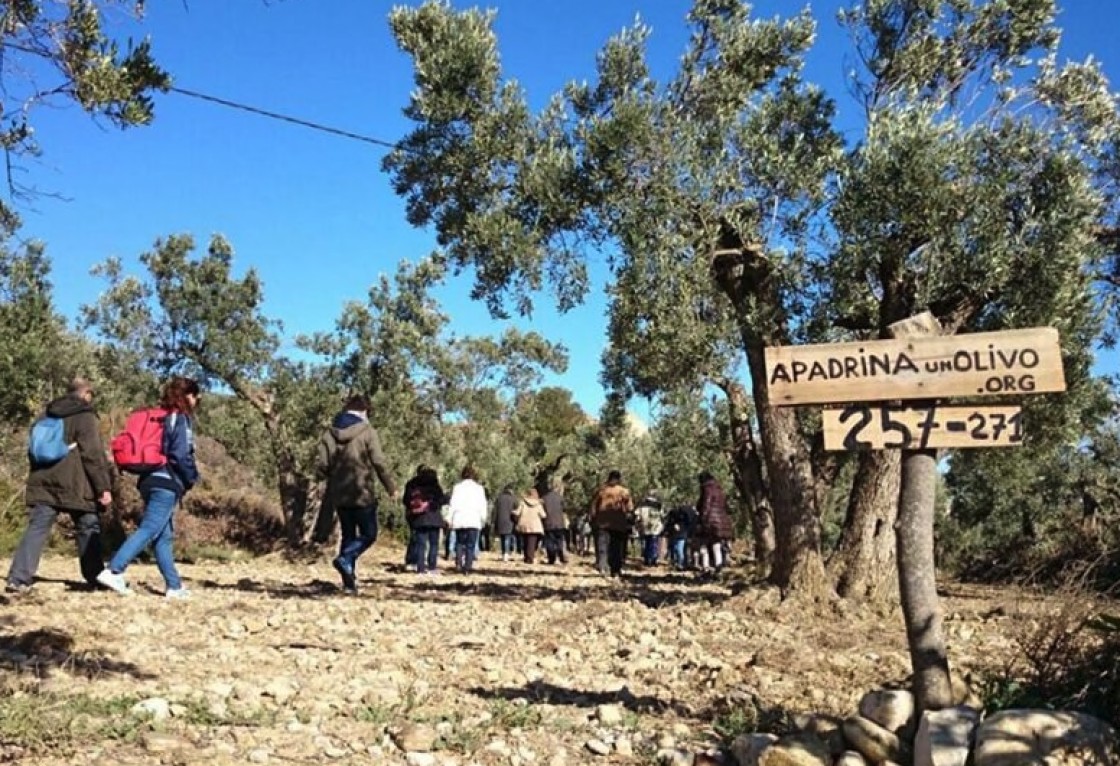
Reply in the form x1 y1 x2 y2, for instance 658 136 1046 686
315 394 397 594
7 378 113 593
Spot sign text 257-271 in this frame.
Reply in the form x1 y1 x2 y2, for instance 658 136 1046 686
822 404 1024 451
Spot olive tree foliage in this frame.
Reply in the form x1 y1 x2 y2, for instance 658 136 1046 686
297 254 570 506
384 0 845 594
825 0 1119 710
81 233 338 545
645 388 734 510
0 1 168 214
602 234 777 566
0 236 66 421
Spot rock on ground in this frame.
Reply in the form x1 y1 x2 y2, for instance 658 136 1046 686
914 706 980 766
974 709 1119 766
0 550 1047 766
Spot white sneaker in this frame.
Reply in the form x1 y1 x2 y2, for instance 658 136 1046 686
165 588 191 600
96 569 132 595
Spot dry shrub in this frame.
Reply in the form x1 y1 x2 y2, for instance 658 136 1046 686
181 489 284 554
96 433 284 556
983 587 1120 727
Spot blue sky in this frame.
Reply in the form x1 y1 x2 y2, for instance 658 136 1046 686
16 0 1120 417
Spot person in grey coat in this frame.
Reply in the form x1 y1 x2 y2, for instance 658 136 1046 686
493 485 517 562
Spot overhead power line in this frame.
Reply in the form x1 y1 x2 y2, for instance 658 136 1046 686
169 86 401 150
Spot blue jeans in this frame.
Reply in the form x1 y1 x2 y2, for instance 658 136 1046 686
454 528 479 572
336 506 378 572
408 527 440 572
642 535 660 565
110 488 182 590
669 537 687 569
500 534 516 555
544 529 568 564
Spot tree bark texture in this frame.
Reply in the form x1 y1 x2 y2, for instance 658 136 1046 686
744 343 828 597
829 450 900 602
896 447 953 711
719 379 775 572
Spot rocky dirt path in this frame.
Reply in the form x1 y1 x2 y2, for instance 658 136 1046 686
0 547 1022 765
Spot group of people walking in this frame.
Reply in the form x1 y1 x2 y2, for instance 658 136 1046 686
6 382 736 598
393 464 737 582
7 377 201 598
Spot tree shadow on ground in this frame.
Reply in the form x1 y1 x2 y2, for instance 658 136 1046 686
189 576 461 603
373 573 730 609
377 562 609 582
468 680 698 718
0 626 155 680
191 576 345 600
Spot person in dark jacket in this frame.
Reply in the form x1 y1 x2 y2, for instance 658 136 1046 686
695 471 734 576
541 485 568 565
493 485 518 562
7 378 113 593
98 377 202 599
403 465 446 575
311 394 397 593
664 504 697 570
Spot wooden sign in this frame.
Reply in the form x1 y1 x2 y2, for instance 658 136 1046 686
765 327 1065 406
822 404 1024 451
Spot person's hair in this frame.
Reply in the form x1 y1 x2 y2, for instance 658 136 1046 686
461 465 478 481
524 486 539 499
344 394 370 412
607 469 622 483
160 377 201 413
67 377 94 397
698 470 714 483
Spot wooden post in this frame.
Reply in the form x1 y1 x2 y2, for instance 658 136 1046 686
889 312 953 711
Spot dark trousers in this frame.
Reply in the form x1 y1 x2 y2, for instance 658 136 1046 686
641 535 660 565
408 527 441 572
522 533 541 563
7 504 103 587
544 529 568 564
454 528 480 572
596 529 628 576
336 506 378 571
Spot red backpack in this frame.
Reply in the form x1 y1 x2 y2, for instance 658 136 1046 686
111 407 170 474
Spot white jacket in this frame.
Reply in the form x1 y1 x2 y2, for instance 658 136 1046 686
448 479 488 530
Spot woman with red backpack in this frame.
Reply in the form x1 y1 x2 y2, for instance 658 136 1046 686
98 377 201 599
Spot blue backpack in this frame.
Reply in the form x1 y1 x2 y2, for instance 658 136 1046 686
28 417 73 466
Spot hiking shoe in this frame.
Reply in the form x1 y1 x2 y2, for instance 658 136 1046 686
332 557 356 591
4 582 32 595
96 569 133 595
165 588 192 600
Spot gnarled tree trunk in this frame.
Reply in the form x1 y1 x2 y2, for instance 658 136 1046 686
717 378 774 572
745 344 828 595
713 246 828 598
829 450 900 601
227 376 313 548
